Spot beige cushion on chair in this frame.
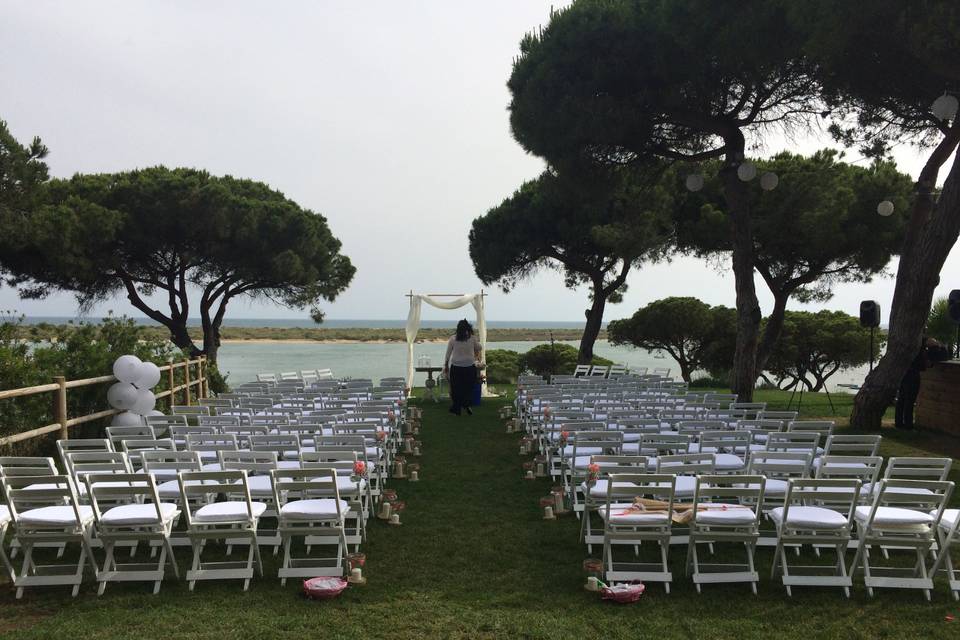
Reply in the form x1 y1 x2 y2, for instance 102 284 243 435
279 498 350 520
193 501 267 523
854 506 934 526
101 503 180 526
769 505 848 529
18 505 95 527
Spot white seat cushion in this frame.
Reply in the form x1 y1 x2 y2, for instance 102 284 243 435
654 475 697 497
862 483 933 497
713 453 745 471
193 501 267 523
769 506 848 529
934 508 958 531
695 504 757 525
560 445 602 457
201 463 222 472
813 459 867 471
597 504 670 525
744 478 788 496
18 505 95 527
854 506 934 526
101 503 180 526
157 478 210 499
0 504 10 525
277 461 302 470
240 475 275 496
279 498 350 520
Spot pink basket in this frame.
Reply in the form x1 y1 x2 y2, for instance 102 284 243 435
303 577 349 600
600 583 645 603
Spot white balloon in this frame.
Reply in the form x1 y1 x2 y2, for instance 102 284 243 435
737 162 757 182
685 173 704 192
113 355 143 383
759 172 779 191
147 409 165 417
111 411 143 426
131 389 156 415
107 382 139 410
877 200 895 217
134 361 162 389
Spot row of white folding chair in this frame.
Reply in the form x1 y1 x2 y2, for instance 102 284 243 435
595 472 957 598
0 466 349 596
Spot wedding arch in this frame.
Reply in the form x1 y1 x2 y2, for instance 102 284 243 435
405 291 487 393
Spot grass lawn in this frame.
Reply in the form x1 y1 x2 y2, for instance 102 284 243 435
1 392 959 639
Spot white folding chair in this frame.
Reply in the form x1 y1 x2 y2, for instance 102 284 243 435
0 500 13 582
1 474 98 598
178 470 266 591
849 479 954 600
600 473 676 591
687 474 764 593
301 451 368 546
579 455 648 552
271 467 349 584
105 425 157 452
930 505 960 600
861 457 952 503
698 431 750 473
769 478 861 597
86 472 180 595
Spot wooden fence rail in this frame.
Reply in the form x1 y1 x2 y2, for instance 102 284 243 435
0 357 207 448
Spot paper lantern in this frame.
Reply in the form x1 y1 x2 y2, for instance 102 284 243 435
146 409 165 417
113 355 143 383
759 172 779 191
685 173 704 192
877 200 895 217
111 411 143 426
134 361 162 389
737 162 757 182
107 382 139 410
131 389 156 415
931 94 959 122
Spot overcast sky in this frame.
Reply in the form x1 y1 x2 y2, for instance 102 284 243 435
1 1 957 324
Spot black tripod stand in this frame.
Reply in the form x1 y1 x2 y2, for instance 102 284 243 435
785 363 836 415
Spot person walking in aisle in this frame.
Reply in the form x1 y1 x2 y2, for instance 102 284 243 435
443 319 482 416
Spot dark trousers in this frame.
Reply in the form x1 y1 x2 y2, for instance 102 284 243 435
449 364 476 414
895 372 921 429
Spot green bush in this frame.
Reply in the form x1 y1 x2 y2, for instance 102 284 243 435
0 314 174 455
518 343 613 378
485 349 521 385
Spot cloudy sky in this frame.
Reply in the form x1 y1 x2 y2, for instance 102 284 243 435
1 1 957 324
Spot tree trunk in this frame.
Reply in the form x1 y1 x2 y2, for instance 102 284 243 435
720 144 761 401
579 288 607 365
756 292 789 376
851 140 960 430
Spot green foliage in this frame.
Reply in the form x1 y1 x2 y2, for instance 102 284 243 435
676 150 915 303
764 310 884 391
0 167 355 362
518 343 613 378
0 119 49 220
0 314 174 455
608 297 736 382
485 349 521 385
926 297 958 346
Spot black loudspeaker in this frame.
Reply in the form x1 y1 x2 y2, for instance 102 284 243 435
859 300 881 328
949 290 960 323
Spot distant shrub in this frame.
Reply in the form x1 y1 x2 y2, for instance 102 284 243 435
518 343 613 378
485 349 521 385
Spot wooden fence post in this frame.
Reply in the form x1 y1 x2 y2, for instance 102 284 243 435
184 359 192 405
167 361 176 410
197 357 205 399
54 376 68 439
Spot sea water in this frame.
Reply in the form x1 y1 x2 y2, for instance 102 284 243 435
215 339 867 393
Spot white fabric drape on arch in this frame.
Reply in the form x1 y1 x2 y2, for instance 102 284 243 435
405 293 486 392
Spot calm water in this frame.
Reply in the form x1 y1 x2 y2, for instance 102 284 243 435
23 316 597 330
214 339 867 393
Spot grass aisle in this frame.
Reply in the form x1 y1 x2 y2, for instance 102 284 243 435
1 396 958 639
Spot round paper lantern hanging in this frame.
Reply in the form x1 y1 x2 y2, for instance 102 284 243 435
107 382 139 410
737 162 757 182
877 200 895 217
685 173 704 192
931 94 959 122
113 355 143 383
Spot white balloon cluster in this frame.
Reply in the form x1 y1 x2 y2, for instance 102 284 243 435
108 355 163 425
